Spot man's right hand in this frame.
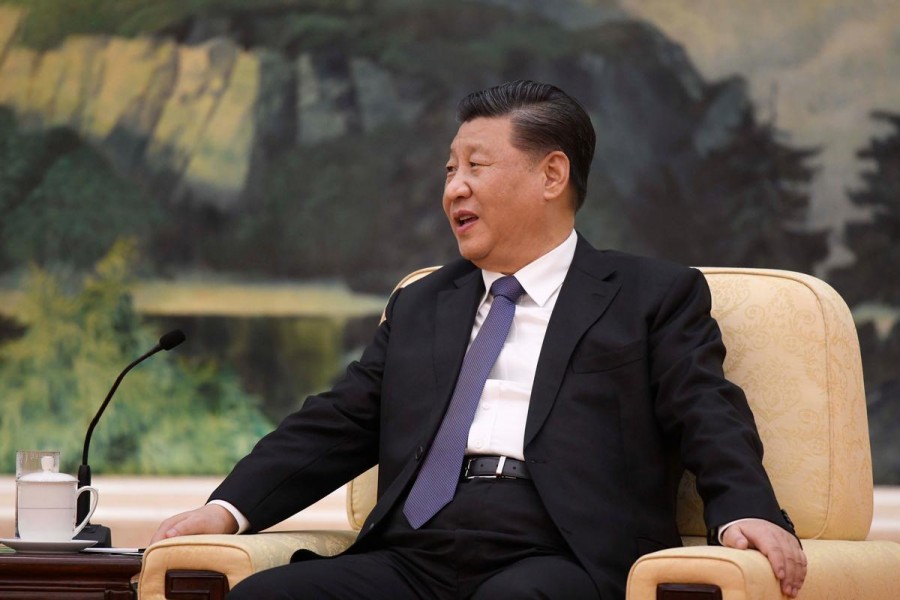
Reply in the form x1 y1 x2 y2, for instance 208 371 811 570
149 503 239 545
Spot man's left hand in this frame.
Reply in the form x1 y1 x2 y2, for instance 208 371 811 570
721 518 806 598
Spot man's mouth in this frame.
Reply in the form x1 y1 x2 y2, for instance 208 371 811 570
457 214 478 227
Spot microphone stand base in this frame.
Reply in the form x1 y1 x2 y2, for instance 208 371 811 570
75 524 112 548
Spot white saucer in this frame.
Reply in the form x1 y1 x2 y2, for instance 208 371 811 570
0 537 98 553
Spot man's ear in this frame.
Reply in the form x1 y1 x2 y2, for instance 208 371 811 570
542 151 570 202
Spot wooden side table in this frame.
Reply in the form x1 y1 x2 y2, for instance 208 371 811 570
0 549 142 599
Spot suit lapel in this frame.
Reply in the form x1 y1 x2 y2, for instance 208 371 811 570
430 268 483 435
524 238 621 446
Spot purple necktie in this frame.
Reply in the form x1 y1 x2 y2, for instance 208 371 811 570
403 275 526 529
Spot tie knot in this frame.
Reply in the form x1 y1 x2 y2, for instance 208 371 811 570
490 276 525 303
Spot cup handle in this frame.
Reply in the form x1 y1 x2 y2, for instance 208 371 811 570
72 486 99 537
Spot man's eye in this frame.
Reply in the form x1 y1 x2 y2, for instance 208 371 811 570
469 162 481 168
446 165 457 175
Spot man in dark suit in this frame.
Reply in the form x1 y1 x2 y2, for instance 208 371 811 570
152 80 806 599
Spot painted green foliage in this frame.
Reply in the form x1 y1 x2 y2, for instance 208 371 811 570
0 240 272 475
0 107 159 271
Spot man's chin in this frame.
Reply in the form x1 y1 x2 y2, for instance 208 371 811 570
456 242 484 265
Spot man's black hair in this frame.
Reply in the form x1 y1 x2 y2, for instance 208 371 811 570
457 80 596 211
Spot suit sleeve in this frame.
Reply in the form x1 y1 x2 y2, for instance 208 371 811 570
647 267 794 537
208 289 401 533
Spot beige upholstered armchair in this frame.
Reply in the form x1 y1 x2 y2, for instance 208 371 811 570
139 267 900 599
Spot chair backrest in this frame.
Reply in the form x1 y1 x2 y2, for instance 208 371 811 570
677 268 872 540
346 267 874 541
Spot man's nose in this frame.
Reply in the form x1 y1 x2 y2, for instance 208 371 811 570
444 172 471 199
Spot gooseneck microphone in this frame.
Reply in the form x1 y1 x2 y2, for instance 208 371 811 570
75 329 186 546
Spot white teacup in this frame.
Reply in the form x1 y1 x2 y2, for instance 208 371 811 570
16 458 99 542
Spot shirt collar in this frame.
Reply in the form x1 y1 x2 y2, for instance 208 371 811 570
481 230 577 307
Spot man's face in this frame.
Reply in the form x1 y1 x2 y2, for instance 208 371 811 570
442 116 551 274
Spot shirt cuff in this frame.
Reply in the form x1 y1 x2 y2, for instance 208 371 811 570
208 499 250 534
717 518 754 544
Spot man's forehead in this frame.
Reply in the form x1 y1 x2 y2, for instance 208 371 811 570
448 116 512 154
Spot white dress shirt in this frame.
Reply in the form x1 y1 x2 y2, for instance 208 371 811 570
464 230 577 459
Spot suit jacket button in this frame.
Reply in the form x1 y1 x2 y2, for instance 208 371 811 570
415 446 424 460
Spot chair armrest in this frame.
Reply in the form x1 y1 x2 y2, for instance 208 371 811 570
627 539 900 599
138 530 358 600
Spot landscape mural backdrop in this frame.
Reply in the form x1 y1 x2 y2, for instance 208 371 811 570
0 0 898 482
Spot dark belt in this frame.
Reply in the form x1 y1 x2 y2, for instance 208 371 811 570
462 455 531 480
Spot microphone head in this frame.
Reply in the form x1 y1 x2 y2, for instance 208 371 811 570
159 329 186 351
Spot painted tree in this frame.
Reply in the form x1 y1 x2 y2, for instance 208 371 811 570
618 75 829 272
830 111 900 306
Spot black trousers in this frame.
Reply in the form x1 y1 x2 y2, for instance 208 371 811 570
227 477 600 599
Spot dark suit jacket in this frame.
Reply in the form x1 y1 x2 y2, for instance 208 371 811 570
212 235 791 598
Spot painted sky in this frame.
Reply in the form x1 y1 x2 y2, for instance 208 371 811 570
620 0 900 266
